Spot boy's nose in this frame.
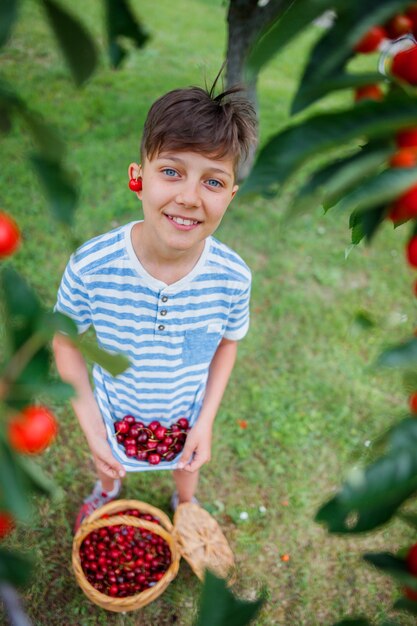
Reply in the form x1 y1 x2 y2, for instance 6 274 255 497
175 182 202 209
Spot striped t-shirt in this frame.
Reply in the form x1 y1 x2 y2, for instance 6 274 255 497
55 221 251 472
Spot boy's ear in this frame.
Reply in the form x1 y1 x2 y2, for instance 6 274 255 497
128 162 141 180
231 184 239 200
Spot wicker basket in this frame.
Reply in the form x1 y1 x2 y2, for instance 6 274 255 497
173 503 236 583
84 498 173 533
72 514 180 613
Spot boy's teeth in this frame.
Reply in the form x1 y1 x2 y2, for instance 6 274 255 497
170 216 198 226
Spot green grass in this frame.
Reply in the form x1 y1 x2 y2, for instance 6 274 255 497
1 1 417 624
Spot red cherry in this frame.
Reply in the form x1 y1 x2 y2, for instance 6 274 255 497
0 212 21 258
154 426 167 440
354 26 386 53
137 450 148 461
397 128 417 149
390 184 417 223
123 415 136 424
115 420 130 434
164 450 176 462
125 445 137 457
8 405 57 454
407 236 417 267
148 453 161 465
128 178 142 192
409 393 417 413
149 421 160 432
392 44 417 84
407 543 417 574
146 439 158 450
0 512 14 539
177 417 189 430
385 14 413 39
404 586 417 600
354 84 383 102
389 148 417 168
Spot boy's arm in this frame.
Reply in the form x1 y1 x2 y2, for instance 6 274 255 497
178 337 238 472
52 333 126 480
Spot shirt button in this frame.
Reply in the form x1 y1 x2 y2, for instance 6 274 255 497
158 324 165 331
161 295 168 302
160 309 167 316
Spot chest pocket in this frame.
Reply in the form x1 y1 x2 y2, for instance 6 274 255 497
182 323 223 366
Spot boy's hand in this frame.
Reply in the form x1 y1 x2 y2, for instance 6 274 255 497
90 437 126 480
177 421 212 472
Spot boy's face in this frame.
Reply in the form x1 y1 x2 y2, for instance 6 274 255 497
129 150 238 257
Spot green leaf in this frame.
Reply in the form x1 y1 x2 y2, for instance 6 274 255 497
0 0 18 48
30 155 78 226
5 380 74 404
20 109 64 161
377 338 417 370
349 206 388 245
245 0 342 80
292 0 412 113
363 552 417 590
195 570 265 626
333 167 417 215
316 419 417 533
242 93 417 197
104 0 149 68
36 311 78 341
15 455 62 500
40 0 97 86
0 550 33 587
403 371 417 395
393 598 417 615
0 439 32 522
74 335 130 377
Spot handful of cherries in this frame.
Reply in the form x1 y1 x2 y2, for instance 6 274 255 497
79 523 172 597
114 416 190 465
101 508 161 526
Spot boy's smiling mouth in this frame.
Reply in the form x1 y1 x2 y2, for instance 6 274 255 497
165 214 201 229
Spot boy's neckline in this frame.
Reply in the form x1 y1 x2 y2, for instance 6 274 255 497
124 220 211 289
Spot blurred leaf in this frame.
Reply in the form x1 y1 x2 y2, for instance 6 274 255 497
74 335 130 377
349 205 387 245
316 419 417 533
5 380 74 404
104 0 149 68
0 439 32 522
377 338 417 369
245 0 342 80
36 311 78 341
352 310 376 330
292 0 411 113
0 0 18 48
242 94 417 197
393 598 417 615
364 552 417 590
0 550 33 587
31 155 78 226
195 570 265 626
334 167 417 214
20 109 64 161
403 371 417 395
15 455 62 500
40 0 97 86
0 103 12 133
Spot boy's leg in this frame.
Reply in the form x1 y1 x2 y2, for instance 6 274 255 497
172 468 199 503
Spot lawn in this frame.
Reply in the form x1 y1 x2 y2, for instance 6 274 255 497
1 0 417 624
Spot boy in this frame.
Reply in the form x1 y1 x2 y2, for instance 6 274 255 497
53 84 257 530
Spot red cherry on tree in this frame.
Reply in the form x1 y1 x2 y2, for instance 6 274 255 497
0 212 21 258
385 14 413 39
409 393 417 413
354 84 383 102
0 512 14 539
354 26 386 53
407 236 417 267
389 149 417 168
405 542 417 599
397 128 417 149
392 44 417 85
7 405 58 454
389 184 417 223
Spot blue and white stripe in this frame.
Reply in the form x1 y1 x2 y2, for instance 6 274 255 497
55 221 251 472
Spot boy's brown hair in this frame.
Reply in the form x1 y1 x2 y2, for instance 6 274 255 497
140 83 258 172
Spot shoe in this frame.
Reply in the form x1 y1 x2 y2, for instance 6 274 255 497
74 479 121 533
170 491 199 512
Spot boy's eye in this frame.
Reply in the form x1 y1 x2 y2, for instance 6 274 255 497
207 179 222 188
162 168 178 177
